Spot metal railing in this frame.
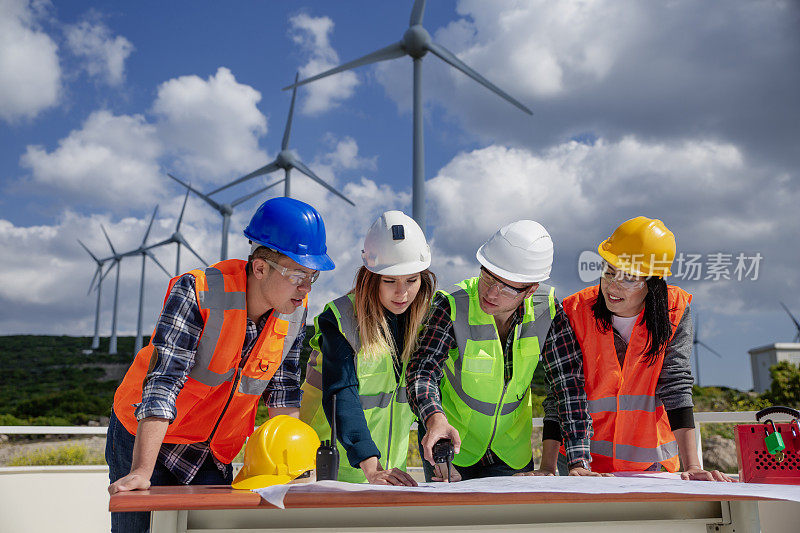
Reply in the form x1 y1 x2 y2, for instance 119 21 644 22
2 411 796 470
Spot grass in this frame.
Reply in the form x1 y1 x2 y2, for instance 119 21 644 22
8 443 106 466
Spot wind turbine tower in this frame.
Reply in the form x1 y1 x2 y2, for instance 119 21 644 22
99 226 127 355
692 313 723 386
124 207 173 354
285 0 531 232
209 73 355 207
78 240 109 350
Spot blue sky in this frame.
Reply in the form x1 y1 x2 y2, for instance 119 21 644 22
1 0 799 391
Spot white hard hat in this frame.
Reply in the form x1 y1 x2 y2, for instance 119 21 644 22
476 220 553 283
362 211 431 276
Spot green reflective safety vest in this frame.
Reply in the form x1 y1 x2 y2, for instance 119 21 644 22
439 277 556 469
299 294 417 483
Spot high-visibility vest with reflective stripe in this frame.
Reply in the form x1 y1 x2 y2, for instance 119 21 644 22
299 294 416 483
113 259 307 464
562 285 691 473
438 277 556 469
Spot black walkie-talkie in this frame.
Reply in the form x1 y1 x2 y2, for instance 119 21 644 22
315 394 340 480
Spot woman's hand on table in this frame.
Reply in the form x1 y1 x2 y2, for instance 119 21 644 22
681 466 735 482
360 457 418 486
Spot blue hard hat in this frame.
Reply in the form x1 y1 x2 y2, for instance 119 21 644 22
244 197 335 271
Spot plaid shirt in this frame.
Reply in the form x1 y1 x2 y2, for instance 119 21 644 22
134 274 305 484
407 290 592 464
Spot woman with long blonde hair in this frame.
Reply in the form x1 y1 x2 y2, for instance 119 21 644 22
300 211 436 485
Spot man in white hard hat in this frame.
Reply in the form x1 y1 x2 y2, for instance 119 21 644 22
407 220 598 480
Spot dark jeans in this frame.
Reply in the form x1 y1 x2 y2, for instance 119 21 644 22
105 411 232 533
417 420 534 481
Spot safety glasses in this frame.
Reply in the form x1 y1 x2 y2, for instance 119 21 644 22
601 264 646 291
479 268 533 298
263 259 320 286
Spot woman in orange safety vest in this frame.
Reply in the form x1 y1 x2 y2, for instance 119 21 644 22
540 217 732 481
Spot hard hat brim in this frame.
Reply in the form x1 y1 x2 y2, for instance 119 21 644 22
364 258 431 276
231 473 294 490
246 233 335 271
476 246 549 283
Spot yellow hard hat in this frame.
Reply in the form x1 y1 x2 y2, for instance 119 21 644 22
597 217 676 277
231 415 320 490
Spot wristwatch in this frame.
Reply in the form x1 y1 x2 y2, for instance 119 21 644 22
568 459 591 471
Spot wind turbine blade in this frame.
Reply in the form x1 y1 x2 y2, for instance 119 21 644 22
282 73 299 151
410 0 425 26
426 41 533 115
208 160 281 195
698 341 724 358
142 205 159 246
292 159 355 206
101 225 117 255
780 301 800 331
284 42 406 90
176 187 190 230
100 260 116 282
77 240 100 263
180 239 208 266
167 173 223 211
231 179 284 208
145 250 171 277
87 266 101 295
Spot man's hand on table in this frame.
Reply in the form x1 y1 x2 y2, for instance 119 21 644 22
569 467 611 477
108 471 151 494
431 462 462 482
681 466 735 482
360 456 418 486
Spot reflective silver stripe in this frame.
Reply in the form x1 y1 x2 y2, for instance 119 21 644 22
332 294 361 355
443 364 496 416
395 386 408 404
360 391 393 410
588 397 618 414
591 439 614 457
619 394 658 413
448 287 473 357
616 440 679 463
588 395 659 414
191 267 244 386
519 283 555 343
238 374 271 395
500 395 524 415
275 303 307 366
305 358 322 389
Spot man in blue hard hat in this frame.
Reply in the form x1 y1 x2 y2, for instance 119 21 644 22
106 197 334 532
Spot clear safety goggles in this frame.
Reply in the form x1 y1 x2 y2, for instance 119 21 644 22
263 259 320 286
601 264 646 291
479 268 533 298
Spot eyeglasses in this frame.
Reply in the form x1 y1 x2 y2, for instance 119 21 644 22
479 268 533 298
263 259 320 286
601 264 646 290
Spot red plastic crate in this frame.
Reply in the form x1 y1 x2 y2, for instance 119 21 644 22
736 422 800 484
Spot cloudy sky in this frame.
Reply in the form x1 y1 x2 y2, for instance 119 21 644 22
1 0 798 390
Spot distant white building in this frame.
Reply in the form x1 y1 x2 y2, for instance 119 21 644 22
748 343 800 393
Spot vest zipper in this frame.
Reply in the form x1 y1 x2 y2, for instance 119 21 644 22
485 381 509 452
205 357 246 445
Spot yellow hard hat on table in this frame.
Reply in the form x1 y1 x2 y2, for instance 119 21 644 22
232 415 320 490
597 216 676 278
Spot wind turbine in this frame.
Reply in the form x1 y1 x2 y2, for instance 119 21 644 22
99 225 127 355
779 302 800 342
123 206 172 354
77 240 109 350
209 73 355 207
692 313 723 386
167 173 284 261
146 188 208 275
285 0 532 232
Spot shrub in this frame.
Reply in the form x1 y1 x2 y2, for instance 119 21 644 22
763 361 800 408
8 443 106 466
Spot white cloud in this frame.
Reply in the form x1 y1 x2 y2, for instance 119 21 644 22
153 67 268 180
318 134 377 171
289 13 359 115
64 15 134 86
0 0 61 122
426 136 800 313
20 110 164 208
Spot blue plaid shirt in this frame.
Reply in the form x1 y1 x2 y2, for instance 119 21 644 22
134 274 305 483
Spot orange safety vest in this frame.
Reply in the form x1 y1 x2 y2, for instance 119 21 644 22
562 285 691 473
113 259 307 464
